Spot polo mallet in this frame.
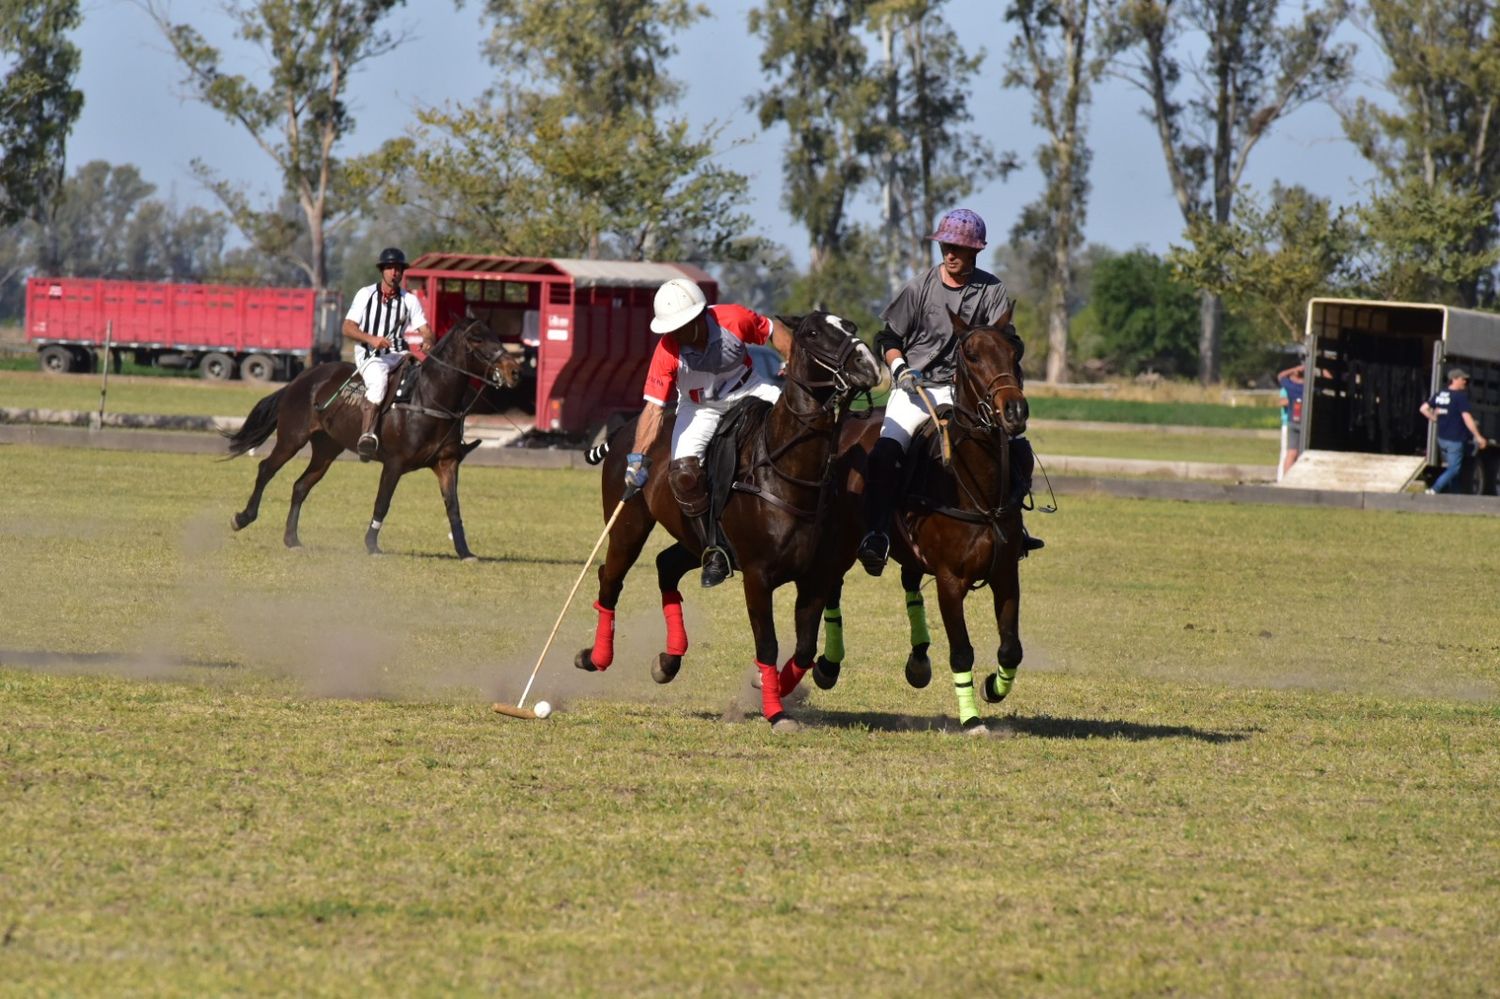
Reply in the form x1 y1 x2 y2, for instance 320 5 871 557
492 495 630 719
911 380 952 464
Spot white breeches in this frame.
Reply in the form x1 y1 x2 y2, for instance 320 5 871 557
880 382 954 450
357 353 404 404
670 378 782 460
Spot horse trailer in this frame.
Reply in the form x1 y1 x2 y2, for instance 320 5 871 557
25 277 343 382
403 254 718 435
1280 298 1500 494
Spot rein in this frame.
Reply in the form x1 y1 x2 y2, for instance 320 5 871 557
394 323 517 424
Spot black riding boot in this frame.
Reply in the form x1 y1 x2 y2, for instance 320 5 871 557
1011 436 1044 552
357 399 380 461
857 437 906 576
668 456 731 588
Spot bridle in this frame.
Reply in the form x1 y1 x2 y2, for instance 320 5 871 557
733 319 875 522
393 321 520 424
949 324 1023 436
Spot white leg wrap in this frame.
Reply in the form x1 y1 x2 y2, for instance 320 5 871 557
370 519 383 530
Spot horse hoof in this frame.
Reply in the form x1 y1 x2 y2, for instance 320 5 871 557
978 673 1006 705
905 644 931 689
812 656 841 690
783 682 811 706
283 539 302 550
460 555 478 563
574 649 600 673
230 513 247 532
961 717 989 737
652 653 682 685
770 715 801 734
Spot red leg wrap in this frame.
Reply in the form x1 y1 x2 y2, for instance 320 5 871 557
662 590 688 656
590 601 615 670
778 655 808 696
757 661 785 722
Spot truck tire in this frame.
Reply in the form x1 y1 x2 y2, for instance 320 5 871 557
39 345 74 374
200 351 237 381
241 353 277 383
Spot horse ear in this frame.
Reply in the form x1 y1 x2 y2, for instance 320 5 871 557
776 314 805 333
947 307 971 334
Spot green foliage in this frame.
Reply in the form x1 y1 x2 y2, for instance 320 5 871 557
0 0 82 228
1169 183 1362 343
366 0 752 264
1089 249 1201 377
1344 0 1500 305
780 225 888 338
146 0 408 289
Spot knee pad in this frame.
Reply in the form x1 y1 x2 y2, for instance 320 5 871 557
667 456 709 517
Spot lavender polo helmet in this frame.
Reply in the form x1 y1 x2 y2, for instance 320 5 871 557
929 209 987 250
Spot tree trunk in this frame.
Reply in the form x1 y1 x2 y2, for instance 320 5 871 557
1198 290 1221 384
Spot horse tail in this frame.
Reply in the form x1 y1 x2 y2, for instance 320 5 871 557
585 439 611 465
222 387 286 459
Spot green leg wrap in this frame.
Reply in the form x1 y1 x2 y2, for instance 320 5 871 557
905 590 930 648
953 670 978 724
993 665 1018 700
823 609 845 664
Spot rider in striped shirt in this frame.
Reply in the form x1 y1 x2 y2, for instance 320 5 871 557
343 246 432 459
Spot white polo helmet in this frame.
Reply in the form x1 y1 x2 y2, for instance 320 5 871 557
650 277 708 334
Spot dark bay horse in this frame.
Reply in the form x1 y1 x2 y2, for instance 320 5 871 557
814 308 1031 733
576 312 881 730
223 319 522 559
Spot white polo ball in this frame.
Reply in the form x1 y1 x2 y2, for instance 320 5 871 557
533 700 552 719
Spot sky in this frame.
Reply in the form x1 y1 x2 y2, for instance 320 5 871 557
67 0 1384 271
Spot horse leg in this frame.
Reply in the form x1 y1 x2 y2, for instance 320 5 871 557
282 434 341 548
231 427 309 532
364 462 404 555
812 576 845 690
574 503 656 673
934 571 986 734
432 456 475 561
744 572 795 731
651 543 699 684
776 578 826 697
980 558 1024 706
901 562 933 688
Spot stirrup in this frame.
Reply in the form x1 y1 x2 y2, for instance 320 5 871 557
700 546 731 588
856 530 889 576
357 432 379 460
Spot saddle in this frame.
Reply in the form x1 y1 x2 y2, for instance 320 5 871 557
331 355 419 417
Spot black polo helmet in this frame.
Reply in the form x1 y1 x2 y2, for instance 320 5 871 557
376 246 408 269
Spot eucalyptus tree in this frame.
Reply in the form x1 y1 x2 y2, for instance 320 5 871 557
373 0 750 262
1003 0 1102 381
0 0 83 253
143 0 408 292
1344 0 1500 306
1102 0 1352 382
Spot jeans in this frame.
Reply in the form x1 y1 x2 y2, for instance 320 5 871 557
1432 437 1469 493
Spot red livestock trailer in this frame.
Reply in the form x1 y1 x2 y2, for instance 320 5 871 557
404 254 718 434
25 276 343 382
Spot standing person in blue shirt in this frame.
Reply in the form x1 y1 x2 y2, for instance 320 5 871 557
1419 368 1488 493
1276 360 1307 475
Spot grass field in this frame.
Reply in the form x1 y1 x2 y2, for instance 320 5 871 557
2 446 1496 994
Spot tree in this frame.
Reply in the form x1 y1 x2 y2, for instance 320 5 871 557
1004 0 1102 382
871 1 1009 296
1101 0 1352 382
1089 248 1201 376
0 0 83 237
1343 0 1500 306
749 0 884 275
369 0 751 262
1169 182 1362 342
143 0 408 291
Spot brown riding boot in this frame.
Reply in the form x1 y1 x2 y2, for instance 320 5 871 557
668 456 730 588
357 398 380 461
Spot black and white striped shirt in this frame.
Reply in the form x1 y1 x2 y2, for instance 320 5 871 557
346 283 429 361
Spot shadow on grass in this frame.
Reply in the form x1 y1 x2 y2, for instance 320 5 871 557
395 550 581 567
0 649 240 670
703 706 1252 743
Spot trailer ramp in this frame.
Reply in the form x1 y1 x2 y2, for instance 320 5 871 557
1277 450 1425 492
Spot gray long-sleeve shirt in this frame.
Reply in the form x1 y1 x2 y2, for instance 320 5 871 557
875 265 1017 385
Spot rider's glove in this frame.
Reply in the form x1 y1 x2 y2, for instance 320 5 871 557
623 452 651 498
890 356 921 392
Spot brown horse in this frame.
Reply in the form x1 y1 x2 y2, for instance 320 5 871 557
575 312 881 730
223 319 522 559
813 308 1032 733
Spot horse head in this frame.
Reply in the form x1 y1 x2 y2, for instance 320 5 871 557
949 307 1027 437
778 311 881 404
447 319 523 389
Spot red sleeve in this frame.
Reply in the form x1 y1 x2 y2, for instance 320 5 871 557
708 304 772 345
642 336 680 406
